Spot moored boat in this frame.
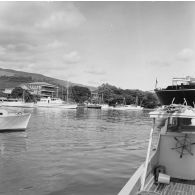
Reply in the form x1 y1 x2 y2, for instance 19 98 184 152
100 104 112 109
155 76 195 107
36 97 77 109
0 98 35 108
113 104 143 111
119 104 195 195
0 109 31 131
87 103 102 109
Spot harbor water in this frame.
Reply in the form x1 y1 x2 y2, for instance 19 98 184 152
0 107 155 195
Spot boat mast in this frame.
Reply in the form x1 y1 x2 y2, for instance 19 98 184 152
135 96 138 106
66 81 69 103
22 90 25 102
56 87 59 98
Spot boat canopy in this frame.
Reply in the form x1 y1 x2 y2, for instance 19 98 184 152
149 105 195 119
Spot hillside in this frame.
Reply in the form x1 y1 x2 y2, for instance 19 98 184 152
0 68 96 91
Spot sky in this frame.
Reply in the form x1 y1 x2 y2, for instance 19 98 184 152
0 1 195 91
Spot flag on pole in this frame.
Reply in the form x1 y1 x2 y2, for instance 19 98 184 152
155 78 158 89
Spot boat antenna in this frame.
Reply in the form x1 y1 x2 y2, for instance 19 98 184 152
171 97 175 104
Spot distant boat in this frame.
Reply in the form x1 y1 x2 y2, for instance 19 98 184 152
0 109 31 131
63 82 77 109
112 97 143 110
112 104 143 110
99 93 111 109
0 97 34 108
101 104 111 109
61 103 77 109
36 97 77 109
87 103 102 109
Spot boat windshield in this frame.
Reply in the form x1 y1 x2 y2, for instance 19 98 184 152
167 117 195 132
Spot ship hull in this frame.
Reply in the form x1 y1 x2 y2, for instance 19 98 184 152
155 89 195 106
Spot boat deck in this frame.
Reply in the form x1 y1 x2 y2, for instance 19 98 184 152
148 178 195 195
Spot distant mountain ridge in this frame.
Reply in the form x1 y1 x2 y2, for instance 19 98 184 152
0 68 96 90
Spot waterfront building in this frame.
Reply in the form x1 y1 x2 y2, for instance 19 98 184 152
23 82 58 97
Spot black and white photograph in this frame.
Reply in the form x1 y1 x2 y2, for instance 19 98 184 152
0 1 195 195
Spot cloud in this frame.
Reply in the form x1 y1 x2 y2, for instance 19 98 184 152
0 2 85 32
86 69 106 75
36 7 85 31
0 46 6 55
149 60 171 67
63 51 81 64
0 2 86 76
176 48 195 62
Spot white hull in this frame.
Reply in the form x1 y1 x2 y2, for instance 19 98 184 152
101 104 112 109
113 105 143 110
0 113 31 131
61 104 77 109
36 97 77 109
36 103 64 107
36 103 77 109
1 102 35 108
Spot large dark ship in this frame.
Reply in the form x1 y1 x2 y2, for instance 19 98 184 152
155 76 195 107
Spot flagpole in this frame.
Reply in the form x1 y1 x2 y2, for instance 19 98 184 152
155 78 158 89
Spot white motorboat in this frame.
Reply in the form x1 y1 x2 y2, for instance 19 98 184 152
101 104 112 109
0 109 31 131
36 97 64 107
118 104 195 195
0 98 34 108
61 103 78 109
36 97 77 109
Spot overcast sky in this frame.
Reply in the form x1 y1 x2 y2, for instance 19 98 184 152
0 1 195 90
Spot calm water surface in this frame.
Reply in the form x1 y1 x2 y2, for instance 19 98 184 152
0 107 155 195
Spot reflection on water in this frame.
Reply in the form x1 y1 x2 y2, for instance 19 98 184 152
0 107 153 195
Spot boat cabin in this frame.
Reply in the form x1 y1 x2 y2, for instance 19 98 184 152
119 105 195 195
149 106 195 186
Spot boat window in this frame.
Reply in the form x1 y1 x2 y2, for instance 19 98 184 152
0 113 2 115
167 117 195 132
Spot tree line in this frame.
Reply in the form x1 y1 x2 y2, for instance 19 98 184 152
7 83 160 108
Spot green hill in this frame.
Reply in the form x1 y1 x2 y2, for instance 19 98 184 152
0 68 96 91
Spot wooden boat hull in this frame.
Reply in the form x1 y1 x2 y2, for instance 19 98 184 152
0 113 31 131
87 105 102 109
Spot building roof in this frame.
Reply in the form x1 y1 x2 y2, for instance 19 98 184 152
27 82 58 88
